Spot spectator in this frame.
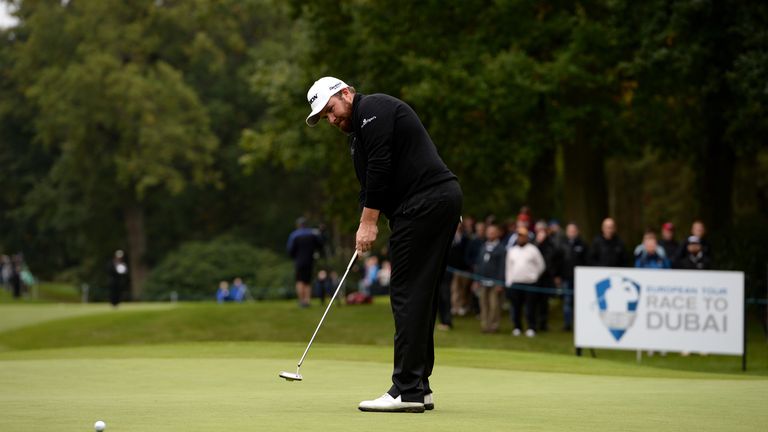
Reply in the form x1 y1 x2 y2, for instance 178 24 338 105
465 221 486 271
287 217 324 307
634 232 671 269
448 223 471 316
437 270 453 331
505 226 546 337
589 217 628 267
461 215 476 237
359 255 381 296
675 220 713 265
676 236 712 270
230 277 248 302
502 218 517 245
474 223 506 333
562 223 588 331
216 280 230 303
377 261 391 289
1 255 11 291
107 250 129 307
505 216 535 250
534 220 564 332
548 219 568 251
314 270 334 305
464 221 486 316
518 205 532 224
9 254 23 299
634 229 668 260
659 222 679 261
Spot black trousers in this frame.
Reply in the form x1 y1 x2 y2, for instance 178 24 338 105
387 180 462 403
507 284 537 331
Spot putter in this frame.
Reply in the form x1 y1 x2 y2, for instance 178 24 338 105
279 250 358 382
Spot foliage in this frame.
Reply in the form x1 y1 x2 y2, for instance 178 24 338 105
0 0 766 297
143 237 293 300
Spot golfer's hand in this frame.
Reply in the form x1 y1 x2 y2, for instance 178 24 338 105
356 221 378 253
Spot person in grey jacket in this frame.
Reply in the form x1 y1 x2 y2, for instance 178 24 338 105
474 223 506 333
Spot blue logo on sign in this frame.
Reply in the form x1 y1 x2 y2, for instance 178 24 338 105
596 275 641 341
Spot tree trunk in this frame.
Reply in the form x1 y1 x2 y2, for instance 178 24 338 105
606 157 644 243
124 203 148 300
526 148 557 222
563 139 608 241
697 128 734 237
697 0 734 238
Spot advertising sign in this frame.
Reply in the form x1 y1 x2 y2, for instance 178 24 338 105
575 267 744 355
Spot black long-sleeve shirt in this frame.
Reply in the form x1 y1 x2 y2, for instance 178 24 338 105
589 235 627 267
349 93 456 218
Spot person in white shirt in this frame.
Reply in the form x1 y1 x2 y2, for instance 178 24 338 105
505 226 546 337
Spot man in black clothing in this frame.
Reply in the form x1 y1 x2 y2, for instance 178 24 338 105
562 223 588 330
676 236 712 270
107 250 129 307
659 222 679 261
533 221 564 332
589 217 628 267
287 217 324 307
447 223 471 316
306 77 462 413
674 220 713 265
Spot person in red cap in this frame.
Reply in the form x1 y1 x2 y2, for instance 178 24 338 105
659 222 680 261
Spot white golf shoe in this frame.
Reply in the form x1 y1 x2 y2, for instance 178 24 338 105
424 393 434 410
358 393 425 413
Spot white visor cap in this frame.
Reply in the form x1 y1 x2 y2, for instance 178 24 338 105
305 76 348 126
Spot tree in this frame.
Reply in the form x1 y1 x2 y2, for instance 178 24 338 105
242 0 629 240
624 0 768 235
12 0 219 297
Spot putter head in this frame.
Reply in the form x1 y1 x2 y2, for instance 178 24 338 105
279 371 303 382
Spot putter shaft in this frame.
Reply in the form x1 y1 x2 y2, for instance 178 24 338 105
296 251 358 368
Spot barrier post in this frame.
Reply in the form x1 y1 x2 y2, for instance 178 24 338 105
742 295 747 372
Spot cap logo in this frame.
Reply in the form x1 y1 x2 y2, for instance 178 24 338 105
329 82 343 91
309 93 318 104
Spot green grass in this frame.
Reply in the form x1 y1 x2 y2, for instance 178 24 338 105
0 343 766 432
0 301 766 431
0 303 176 332
0 282 81 303
0 301 765 376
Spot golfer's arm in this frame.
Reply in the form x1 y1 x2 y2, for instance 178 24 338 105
360 207 380 225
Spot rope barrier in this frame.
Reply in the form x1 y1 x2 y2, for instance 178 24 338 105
445 266 572 296
446 266 768 304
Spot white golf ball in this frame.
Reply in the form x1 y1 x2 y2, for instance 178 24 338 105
94 420 106 431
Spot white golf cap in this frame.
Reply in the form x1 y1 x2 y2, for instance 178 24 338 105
305 76 348 126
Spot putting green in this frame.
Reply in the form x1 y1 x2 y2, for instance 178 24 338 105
1 342 765 432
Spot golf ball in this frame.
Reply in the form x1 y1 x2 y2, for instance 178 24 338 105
94 420 106 431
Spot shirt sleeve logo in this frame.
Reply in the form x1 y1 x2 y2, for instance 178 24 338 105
361 116 377 128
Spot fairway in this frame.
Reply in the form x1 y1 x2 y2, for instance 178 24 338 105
1 302 766 431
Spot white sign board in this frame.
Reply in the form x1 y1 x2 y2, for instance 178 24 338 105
575 267 744 355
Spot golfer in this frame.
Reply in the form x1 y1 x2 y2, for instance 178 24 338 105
306 77 463 413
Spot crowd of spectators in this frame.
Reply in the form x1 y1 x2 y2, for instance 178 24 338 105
441 209 715 337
